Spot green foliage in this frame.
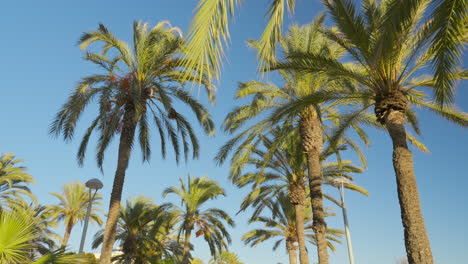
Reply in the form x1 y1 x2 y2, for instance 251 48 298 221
0 153 36 209
242 193 342 252
92 196 182 263
50 21 214 168
217 20 372 189
164 175 235 258
0 207 86 264
209 250 244 264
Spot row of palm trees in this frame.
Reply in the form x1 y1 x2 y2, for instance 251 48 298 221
45 0 466 264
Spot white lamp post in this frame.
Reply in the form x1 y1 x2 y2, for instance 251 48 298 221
330 177 355 264
78 178 103 253
292 241 299 264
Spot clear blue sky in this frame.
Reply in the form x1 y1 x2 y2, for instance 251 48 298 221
1 1 467 263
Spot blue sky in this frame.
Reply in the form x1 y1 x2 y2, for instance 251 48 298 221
0 1 467 263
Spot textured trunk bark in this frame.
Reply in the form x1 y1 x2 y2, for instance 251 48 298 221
385 110 433 264
99 105 137 264
299 109 328 264
287 241 298 264
294 203 309 264
181 226 193 264
61 219 74 247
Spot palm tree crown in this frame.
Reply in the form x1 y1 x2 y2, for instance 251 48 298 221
163 175 234 263
0 153 36 209
48 182 103 246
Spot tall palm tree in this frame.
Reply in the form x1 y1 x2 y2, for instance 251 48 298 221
216 20 373 264
92 196 182 264
48 182 103 247
50 21 214 264
229 130 367 264
242 193 342 264
0 153 35 209
276 1 468 262
163 175 235 264
0 206 87 264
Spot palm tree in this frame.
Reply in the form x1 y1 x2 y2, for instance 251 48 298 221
275 1 468 262
163 175 235 264
0 153 35 209
229 129 367 264
0 206 87 264
48 182 103 247
50 21 215 264
92 196 182 264
183 0 466 104
216 20 373 264
209 251 244 264
242 193 342 264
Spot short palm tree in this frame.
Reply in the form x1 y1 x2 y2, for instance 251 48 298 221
48 182 103 247
216 20 372 264
92 196 182 264
276 1 468 262
242 193 342 264
50 21 214 264
0 153 35 209
209 251 244 264
0 206 86 264
163 175 234 264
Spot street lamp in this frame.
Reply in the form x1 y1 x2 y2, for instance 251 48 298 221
78 178 103 253
330 177 355 264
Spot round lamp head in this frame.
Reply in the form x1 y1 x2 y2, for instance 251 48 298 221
329 176 352 188
85 178 103 190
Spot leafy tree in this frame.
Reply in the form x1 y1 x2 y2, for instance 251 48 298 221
0 206 86 264
216 20 372 264
50 20 214 264
274 1 468 263
48 182 103 247
209 251 244 264
92 196 182 264
0 153 35 209
163 175 234 264
242 193 342 264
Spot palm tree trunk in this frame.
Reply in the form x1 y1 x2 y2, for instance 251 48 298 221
385 110 433 264
100 105 137 264
300 109 328 264
61 219 74 247
181 226 193 264
287 241 298 264
289 182 309 264
294 203 309 264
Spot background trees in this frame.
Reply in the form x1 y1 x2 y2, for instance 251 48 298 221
0 153 35 209
48 182 103 247
163 175 234 264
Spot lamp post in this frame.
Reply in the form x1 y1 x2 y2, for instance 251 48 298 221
330 177 355 264
78 178 103 253
292 241 299 264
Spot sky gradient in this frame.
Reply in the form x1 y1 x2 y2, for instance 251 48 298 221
0 1 467 263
